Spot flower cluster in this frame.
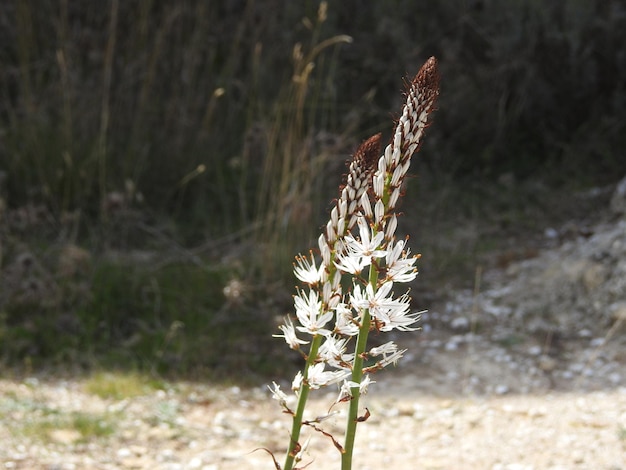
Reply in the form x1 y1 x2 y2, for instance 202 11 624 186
272 57 439 470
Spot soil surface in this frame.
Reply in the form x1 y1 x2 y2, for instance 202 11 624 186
2 182 626 469
0 377 624 469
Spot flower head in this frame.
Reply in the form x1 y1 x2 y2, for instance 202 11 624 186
294 251 325 285
344 216 387 260
294 289 333 337
334 303 360 336
336 375 375 403
318 335 353 369
385 239 419 283
268 381 293 410
274 316 309 349
307 363 350 389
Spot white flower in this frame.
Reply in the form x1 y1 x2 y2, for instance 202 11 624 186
374 348 406 369
350 282 418 332
335 303 360 336
369 340 399 357
294 289 333 336
384 303 421 332
385 239 419 283
336 375 375 402
274 316 309 349
334 250 368 275
318 335 353 369
368 342 408 370
292 371 303 392
268 381 291 409
350 281 395 321
307 363 351 389
363 345 407 372
344 216 387 260
322 280 341 307
294 252 324 285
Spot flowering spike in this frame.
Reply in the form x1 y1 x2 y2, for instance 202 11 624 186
273 57 439 470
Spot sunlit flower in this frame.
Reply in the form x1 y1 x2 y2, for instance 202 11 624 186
343 216 387 260
307 363 351 389
367 347 407 371
350 281 393 317
334 251 368 275
350 281 418 331
274 316 309 349
318 335 353 368
369 340 400 357
268 381 291 410
384 301 421 332
294 251 324 285
385 239 419 283
336 375 375 402
335 303 360 336
294 289 333 336
292 371 303 392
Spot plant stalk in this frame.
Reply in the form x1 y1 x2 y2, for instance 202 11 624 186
283 334 323 470
341 263 379 469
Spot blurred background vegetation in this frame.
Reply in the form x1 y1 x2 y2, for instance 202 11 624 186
0 0 624 381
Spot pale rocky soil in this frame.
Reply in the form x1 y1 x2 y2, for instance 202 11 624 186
2 180 626 469
0 377 624 470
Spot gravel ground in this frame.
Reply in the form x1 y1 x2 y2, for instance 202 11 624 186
0 376 624 470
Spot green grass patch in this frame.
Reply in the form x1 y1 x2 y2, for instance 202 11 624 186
21 411 116 443
1 392 116 444
84 371 163 400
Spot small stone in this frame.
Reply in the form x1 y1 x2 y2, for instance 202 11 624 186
544 227 559 239
187 457 203 468
494 384 509 395
117 448 132 458
610 302 626 321
450 316 469 330
590 338 605 347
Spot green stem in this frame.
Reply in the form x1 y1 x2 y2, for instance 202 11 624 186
283 334 322 470
342 264 378 470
